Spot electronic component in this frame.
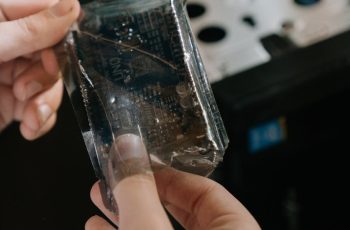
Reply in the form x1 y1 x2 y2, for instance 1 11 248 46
59 0 228 212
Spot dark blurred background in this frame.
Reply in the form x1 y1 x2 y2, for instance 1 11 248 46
0 94 98 229
211 31 350 229
2 0 350 229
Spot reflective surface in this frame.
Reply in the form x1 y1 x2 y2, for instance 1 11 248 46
58 0 228 212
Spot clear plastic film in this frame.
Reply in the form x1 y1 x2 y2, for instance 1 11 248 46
57 0 229 212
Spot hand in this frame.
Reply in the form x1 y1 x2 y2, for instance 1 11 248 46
0 0 80 140
85 136 261 230
87 169 261 230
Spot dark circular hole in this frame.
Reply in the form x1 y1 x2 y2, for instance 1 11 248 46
282 21 294 30
186 3 206 19
294 0 321 6
242 15 257 28
197 26 227 43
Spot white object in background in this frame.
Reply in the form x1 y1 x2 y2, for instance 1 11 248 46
187 0 350 83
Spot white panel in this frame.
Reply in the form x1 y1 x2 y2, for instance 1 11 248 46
187 0 350 82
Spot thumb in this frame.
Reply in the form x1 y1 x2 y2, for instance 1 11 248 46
0 0 80 63
110 134 173 230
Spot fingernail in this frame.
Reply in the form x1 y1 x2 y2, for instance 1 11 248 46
38 104 52 126
113 134 148 161
108 134 151 189
49 0 73 17
25 81 42 101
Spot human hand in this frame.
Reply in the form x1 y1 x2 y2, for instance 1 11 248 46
0 0 80 140
85 135 261 230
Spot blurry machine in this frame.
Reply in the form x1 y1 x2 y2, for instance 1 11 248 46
186 0 350 229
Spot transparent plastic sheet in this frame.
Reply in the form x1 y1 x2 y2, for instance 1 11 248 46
57 0 229 213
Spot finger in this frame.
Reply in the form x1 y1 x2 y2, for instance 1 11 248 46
41 48 60 76
110 134 173 230
0 85 15 131
0 0 80 63
20 112 57 140
0 57 32 87
12 57 32 81
90 182 119 226
155 168 261 229
85 215 115 230
20 79 63 140
115 176 173 230
164 204 190 228
0 0 58 20
13 50 60 102
13 99 26 122
0 61 15 85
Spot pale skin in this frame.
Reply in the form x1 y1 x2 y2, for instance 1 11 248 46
86 168 261 230
0 0 80 140
0 1 261 229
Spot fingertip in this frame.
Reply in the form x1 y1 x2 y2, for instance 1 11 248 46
90 182 101 205
60 0 81 25
48 0 80 18
73 0 81 19
85 215 97 230
20 122 38 141
85 215 115 230
34 112 57 138
46 0 81 47
20 112 56 140
85 215 99 230
21 102 42 133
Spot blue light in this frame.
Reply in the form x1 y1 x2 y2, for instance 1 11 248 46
295 0 321 6
248 118 287 154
